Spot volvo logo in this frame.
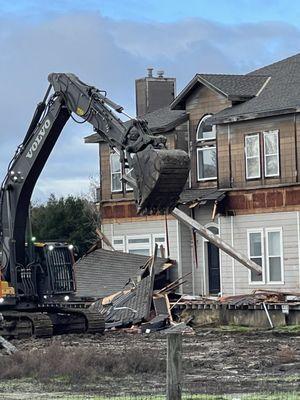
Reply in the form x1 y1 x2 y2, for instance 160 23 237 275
26 119 51 159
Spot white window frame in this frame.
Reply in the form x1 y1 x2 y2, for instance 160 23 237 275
153 234 166 255
263 130 280 177
112 236 125 252
266 227 284 284
110 153 122 193
196 114 216 142
247 228 265 285
245 133 261 180
125 167 134 192
126 235 151 256
197 147 217 181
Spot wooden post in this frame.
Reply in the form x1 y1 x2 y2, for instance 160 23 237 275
167 333 182 400
172 207 262 275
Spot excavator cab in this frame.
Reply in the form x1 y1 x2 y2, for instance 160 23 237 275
34 242 75 298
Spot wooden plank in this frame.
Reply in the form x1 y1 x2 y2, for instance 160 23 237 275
0 336 17 354
166 333 182 400
172 207 262 274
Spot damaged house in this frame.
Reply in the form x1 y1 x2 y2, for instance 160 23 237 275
85 53 300 297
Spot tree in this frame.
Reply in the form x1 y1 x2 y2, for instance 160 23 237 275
31 194 99 257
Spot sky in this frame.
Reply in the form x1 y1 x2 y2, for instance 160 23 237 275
1 0 300 202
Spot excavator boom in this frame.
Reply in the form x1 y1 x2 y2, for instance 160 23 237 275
48 73 190 214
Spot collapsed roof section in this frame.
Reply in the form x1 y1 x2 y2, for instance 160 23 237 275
74 248 174 299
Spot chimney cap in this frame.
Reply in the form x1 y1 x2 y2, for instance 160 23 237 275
147 67 153 77
157 70 164 78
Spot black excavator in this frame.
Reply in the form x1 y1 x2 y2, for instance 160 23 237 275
0 73 190 338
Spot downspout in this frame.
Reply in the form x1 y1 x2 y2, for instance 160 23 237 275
231 215 236 295
228 124 232 187
294 114 298 182
191 207 198 296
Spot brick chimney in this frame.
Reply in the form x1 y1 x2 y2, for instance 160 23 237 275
135 68 176 117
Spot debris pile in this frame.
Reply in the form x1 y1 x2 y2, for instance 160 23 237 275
90 245 193 333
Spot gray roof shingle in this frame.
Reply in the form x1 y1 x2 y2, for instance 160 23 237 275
179 188 226 204
198 74 268 99
211 53 300 123
74 249 170 298
171 74 269 109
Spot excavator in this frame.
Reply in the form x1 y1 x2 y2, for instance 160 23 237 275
0 73 190 338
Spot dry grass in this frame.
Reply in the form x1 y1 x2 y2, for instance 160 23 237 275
0 345 165 383
276 345 297 364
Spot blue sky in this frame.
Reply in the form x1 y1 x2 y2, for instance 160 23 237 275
0 0 300 201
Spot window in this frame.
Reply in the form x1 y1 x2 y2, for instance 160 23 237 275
112 236 125 252
247 228 284 284
153 234 166 255
127 236 151 256
245 134 261 179
196 115 217 181
248 230 264 283
266 228 283 283
110 153 122 192
125 167 134 192
197 147 217 180
264 130 279 177
197 114 215 141
245 130 280 180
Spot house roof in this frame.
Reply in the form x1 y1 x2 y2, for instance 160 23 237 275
84 107 187 144
171 73 269 109
74 248 171 298
211 53 300 124
179 188 226 205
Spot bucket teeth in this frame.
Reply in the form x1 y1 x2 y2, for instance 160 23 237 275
132 148 190 215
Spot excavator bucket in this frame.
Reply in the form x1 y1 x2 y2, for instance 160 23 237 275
131 147 190 215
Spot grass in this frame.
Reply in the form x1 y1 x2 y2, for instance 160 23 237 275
0 345 165 383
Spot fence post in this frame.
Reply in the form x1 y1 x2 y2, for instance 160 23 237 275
166 333 182 400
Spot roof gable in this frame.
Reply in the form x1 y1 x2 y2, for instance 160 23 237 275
171 74 269 109
211 53 300 124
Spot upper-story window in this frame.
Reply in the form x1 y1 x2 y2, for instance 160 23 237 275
110 152 122 192
245 130 280 180
196 114 217 181
196 114 216 141
264 130 279 177
245 134 261 179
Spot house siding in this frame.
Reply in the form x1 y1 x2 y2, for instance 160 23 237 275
218 114 298 189
186 85 231 189
219 211 300 295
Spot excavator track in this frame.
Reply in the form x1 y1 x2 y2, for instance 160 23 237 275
0 311 53 339
0 308 104 339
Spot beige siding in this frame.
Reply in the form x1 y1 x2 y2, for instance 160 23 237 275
220 211 300 295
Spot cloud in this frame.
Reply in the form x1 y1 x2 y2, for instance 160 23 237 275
0 12 300 201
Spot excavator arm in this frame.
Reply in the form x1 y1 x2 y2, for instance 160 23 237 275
0 73 190 290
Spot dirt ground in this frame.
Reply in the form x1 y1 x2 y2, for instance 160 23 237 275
0 328 300 399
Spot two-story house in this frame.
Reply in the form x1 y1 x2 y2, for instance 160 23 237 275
86 54 300 297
